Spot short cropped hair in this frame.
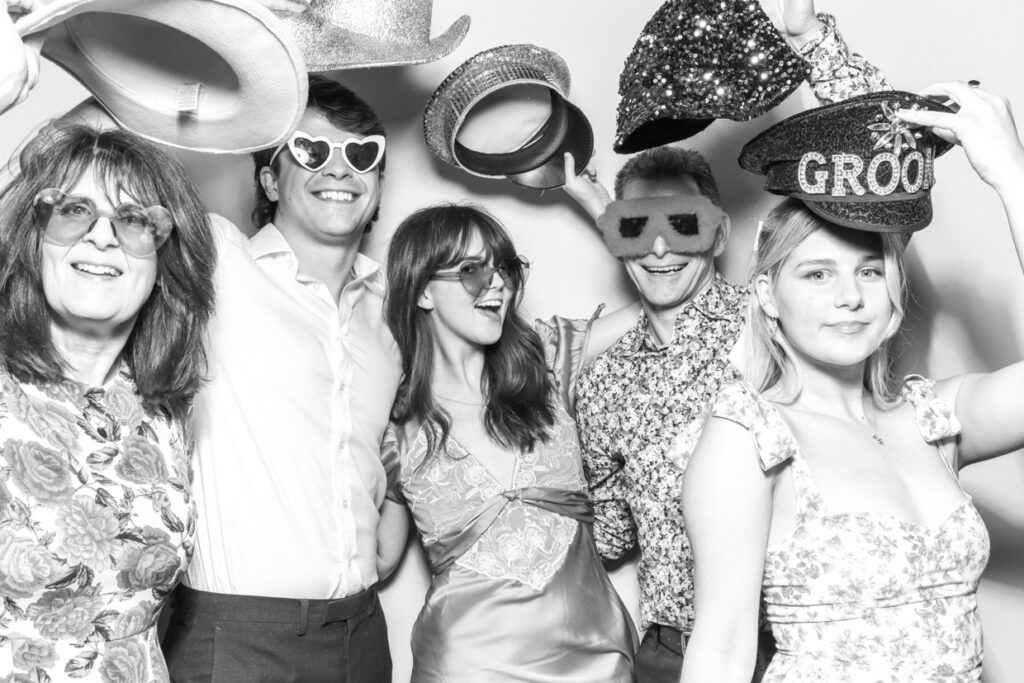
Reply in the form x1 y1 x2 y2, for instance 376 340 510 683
614 146 722 205
251 75 386 231
0 123 216 420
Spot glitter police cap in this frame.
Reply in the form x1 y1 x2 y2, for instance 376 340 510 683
614 0 809 154
423 44 594 190
739 91 955 233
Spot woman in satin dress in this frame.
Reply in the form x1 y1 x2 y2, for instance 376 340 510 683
383 204 637 682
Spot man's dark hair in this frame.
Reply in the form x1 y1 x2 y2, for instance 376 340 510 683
251 75 386 231
613 147 722 205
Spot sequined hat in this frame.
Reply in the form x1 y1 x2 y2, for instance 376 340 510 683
739 91 954 233
16 0 307 153
614 0 808 154
275 0 470 71
423 44 594 190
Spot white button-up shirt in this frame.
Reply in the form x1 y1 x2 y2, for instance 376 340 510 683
186 217 402 599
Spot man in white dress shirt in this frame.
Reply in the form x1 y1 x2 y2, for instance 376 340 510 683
162 75 404 682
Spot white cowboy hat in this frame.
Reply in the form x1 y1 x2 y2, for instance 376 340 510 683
276 0 470 72
15 0 308 153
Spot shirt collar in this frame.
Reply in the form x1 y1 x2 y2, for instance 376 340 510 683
249 222 385 296
622 274 747 353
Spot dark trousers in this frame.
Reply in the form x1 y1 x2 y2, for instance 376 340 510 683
162 585 391 683
634 624 776 683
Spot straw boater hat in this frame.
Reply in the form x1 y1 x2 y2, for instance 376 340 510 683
423 44 594 190
15 0 308 154
276 0 471 71
739 91 954 233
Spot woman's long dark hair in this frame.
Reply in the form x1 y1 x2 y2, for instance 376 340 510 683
385 204 555 459
0 123 216 420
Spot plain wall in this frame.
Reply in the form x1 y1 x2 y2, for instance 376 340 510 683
4 1 1023 681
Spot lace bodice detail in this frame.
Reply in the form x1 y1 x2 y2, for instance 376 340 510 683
395 404 586 591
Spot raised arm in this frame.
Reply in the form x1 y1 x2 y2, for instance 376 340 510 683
678 416 773 683
1 2 41 114
899 84 1024 467
764 0 891 104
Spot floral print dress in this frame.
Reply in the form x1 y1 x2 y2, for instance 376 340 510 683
0 366 194 682
713 377 989 682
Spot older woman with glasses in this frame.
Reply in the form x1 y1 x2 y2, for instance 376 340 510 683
383 204 639 682
0 117 215 679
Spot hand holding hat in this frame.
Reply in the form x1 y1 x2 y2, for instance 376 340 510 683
897 82 1024 197
562 153 611 220
758 0 824 51
1 0 41 114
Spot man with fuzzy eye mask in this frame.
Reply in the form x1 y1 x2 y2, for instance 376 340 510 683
563 1 891 680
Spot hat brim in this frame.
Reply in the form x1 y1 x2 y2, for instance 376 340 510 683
799 195 933 234
505 98 594 190
424 44 572 166
17 0 307 154
739 91 954 175
278 12 470 71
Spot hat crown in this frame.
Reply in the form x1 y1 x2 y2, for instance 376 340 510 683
614 0 807 153
310 0 433 41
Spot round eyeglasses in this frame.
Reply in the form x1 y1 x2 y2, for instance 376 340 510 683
430 256 531 297
33 188 173 257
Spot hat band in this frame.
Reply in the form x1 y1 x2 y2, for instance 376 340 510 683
765 148 936 201
453 91 569 176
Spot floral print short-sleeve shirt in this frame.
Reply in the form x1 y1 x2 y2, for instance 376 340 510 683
0 365 194 682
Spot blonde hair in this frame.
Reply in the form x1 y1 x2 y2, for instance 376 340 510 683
745 199 907 408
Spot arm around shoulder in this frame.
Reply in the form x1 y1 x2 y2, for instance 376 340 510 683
679 415 773 683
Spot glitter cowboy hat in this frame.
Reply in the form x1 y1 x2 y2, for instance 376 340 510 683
739 91 954 233
275 0 471 71
423 44 594 190
15 0 308 154
614 0 808 154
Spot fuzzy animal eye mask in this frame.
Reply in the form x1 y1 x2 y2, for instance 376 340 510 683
597 195 726 257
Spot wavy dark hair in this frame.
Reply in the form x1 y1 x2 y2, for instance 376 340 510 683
385 204 555 458
251 75 386 232
0 122 216 420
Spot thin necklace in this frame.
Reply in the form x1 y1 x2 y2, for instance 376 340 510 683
861 403 885 446
435 394 486 407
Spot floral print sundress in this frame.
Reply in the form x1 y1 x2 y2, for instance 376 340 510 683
0 365 194 682
713 377 989 682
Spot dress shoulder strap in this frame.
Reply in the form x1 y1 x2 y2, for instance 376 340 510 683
901 375 962 443
712 381 800 472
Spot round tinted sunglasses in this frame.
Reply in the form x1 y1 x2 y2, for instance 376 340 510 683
431 256 531 297
33 188 173 257
270 130 386 174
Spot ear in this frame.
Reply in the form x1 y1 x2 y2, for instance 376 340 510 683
417 284 435 311
712 213 731 257
754 273 779 319
259 166 279 202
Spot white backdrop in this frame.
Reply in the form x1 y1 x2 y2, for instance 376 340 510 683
4 1 1023 681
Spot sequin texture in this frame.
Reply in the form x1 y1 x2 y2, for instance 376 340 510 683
614 0 809 153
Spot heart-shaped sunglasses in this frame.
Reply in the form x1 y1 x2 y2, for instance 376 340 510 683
269 130 386 174
430 256 531 298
